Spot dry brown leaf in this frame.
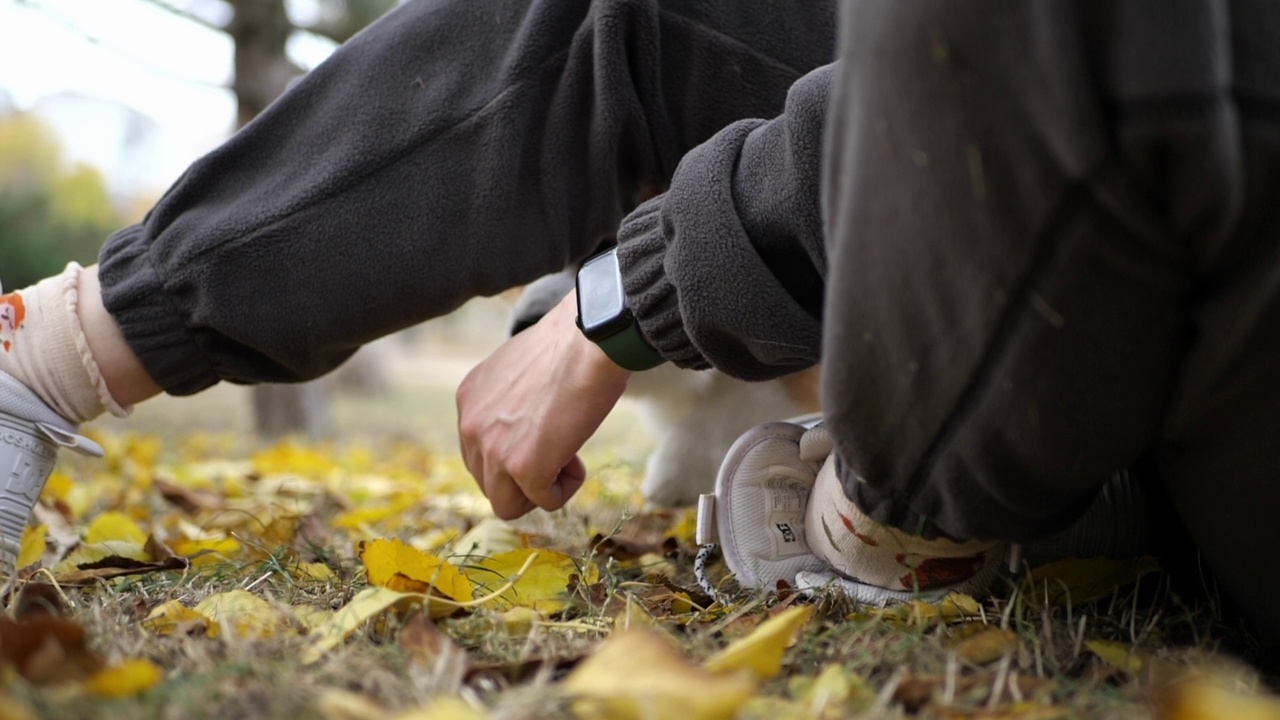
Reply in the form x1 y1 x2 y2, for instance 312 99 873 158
399 611 468 692
12 582 68 618
52 554 188 585
894 673 1054 713
589 532 672 562
0 614 104 684
153 477 225 514
0 696 37 720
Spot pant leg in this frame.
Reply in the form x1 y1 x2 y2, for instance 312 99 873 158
1153 105 1280 648
821 0 1280 646
99 0 837 395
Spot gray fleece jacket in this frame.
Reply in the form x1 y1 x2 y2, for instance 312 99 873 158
98 0 837 395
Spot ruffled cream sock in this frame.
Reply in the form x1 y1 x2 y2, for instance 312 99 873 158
0 263 129 424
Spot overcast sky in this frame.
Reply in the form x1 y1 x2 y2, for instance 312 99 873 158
0 0 337 192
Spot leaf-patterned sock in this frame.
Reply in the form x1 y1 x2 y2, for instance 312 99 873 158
0 263 127 424
801 456 1004 593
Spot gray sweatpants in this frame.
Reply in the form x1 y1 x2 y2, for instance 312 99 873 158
823 0 1280 648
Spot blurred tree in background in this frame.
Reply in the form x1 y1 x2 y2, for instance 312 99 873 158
0 114 121 289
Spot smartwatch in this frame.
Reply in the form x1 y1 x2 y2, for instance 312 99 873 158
575 247 665 371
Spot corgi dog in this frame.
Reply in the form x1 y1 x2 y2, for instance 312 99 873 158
510 268 819 507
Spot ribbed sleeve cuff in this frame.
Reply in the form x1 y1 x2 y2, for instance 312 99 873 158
616 197 710 370
98 225 219 396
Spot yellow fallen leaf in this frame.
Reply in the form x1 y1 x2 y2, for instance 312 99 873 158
301 587 425 664
563 629 755 720
667 508 699 548
952 626 1021 665
461 549 597 614
705 606 812 681
40 472 73 504
292 561 336 583
250 440 336 478
17 525 46 571
332 497 417 530
1086 639 1147 674
855 593 981 626
788 663 876 716
305 553 544 663
362 539 473 608
316 689 386 720
291 605 333 632
169 535 242 567
1023 556 1160 607
82 659 164 698
409 528 461 553
452 518 521 558
497 606 543 635
84 511 148 545
612 595 658 632
634 552 678 581
1160 676 1280 720
739 696 814 720
195 590 304 640
143 600 218 638
391 696 486 720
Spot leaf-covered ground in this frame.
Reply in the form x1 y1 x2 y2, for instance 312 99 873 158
5 338 1279 720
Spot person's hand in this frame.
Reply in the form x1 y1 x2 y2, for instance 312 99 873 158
456 291 632 519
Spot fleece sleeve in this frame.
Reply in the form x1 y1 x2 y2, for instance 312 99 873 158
616 66 833 381
98 0 836 394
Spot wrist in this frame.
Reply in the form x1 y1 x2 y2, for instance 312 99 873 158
555 293 633 386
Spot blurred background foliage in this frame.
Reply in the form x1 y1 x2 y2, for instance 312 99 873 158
0 113 120 289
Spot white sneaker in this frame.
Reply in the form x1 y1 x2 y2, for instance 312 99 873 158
696 417 828 589
0 370 103 579
697 417 1150 605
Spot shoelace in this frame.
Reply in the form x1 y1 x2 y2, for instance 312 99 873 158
694 543 725 606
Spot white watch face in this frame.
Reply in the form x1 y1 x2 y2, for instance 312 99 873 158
578 250 626 333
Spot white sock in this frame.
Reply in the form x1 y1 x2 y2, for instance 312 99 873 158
802 456 1004 593
0 263 128 424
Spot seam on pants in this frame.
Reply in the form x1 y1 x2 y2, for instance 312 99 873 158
889 180 1098 529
